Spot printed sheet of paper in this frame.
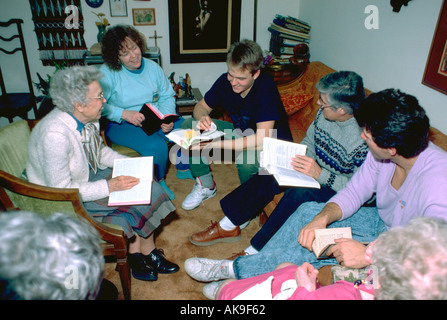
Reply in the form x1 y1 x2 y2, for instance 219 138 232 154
262 137 307 172
261 137 319 188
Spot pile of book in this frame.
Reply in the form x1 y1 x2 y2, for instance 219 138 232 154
268 14 311 64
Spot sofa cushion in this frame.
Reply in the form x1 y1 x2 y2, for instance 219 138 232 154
429 127 447 152
280 88 314 116
278 62 337 143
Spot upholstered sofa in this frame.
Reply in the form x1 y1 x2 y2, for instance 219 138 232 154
263 61 447 216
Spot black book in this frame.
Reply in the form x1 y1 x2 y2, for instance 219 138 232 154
139 103 179 136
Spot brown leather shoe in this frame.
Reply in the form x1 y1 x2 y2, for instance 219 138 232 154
190 221 241 246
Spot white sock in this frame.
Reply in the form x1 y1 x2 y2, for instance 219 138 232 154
219 216 250 231
244 245 259 255
219 216 238 231
221 260 235 278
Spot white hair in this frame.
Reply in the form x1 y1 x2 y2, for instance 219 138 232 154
0 211 104 300
373 217 447 300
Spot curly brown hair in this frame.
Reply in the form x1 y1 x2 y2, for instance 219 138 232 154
101 25 146 71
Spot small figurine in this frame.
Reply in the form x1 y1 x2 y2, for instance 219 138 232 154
169 72 176 88
173 73 193 99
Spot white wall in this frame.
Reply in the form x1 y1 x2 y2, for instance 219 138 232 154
0 0 299 127
3 0 445 133
299 0 447 133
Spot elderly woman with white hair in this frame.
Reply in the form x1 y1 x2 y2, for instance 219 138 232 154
26 66 178 282
203 217 447 300
0 211 105 300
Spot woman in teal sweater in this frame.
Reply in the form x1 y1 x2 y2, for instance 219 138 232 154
99 25 191 199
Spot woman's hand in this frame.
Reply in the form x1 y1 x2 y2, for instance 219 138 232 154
161 122 174 133
327 238 369 268
108 175 140 193
121 110 145 127
291 155 322 180
297 217 327 251
295 262 319 292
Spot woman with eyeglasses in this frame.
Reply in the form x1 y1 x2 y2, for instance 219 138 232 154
99 24 192 201
26 66 180 282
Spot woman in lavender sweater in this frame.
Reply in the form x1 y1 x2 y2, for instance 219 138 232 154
185 89 447 282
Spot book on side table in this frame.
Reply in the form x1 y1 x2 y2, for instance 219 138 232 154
261 137 320 188
108 156 154 206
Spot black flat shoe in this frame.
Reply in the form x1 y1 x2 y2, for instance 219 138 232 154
144 249 179 274
129 253 158 281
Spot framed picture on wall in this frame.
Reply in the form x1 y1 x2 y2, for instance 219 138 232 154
109 0 127 17
133 8 156 26
422 0 447 95
168 0 241 63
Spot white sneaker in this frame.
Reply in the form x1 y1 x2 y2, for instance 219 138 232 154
184 257 232 282
181 178 217 210
203 281 226 300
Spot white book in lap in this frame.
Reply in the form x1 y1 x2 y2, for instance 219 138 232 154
108 156 153 206
261 137 320 189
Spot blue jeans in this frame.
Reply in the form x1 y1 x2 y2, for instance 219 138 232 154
106 117 188 180
250 185 336 251
233 202 386 279
220 173 336 251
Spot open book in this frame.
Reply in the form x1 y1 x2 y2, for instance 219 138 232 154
261 137 320 188
108 156 153 206
166 122 225 149
139 103 180 136
312 227 352 259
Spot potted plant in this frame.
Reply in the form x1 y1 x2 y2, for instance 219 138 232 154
34 62 66 119
93 12 110 43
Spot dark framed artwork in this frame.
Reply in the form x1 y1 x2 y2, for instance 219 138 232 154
422 0 447 95
168 0 241 63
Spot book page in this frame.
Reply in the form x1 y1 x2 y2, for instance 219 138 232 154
199 122 217 136
273 167 320 188
190 128 225 144
167 128 225 149
108 157 153 206
312 227 352 258
262 137 307 172
146 103 164 118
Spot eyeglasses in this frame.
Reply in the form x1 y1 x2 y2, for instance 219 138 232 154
318 93 338 111
87 92 104 101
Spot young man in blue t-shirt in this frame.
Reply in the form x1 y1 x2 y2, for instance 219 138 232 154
181 39 292 210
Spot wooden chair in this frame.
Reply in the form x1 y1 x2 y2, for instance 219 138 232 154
0 120 131 299
0 19 37 123
99 117 140 157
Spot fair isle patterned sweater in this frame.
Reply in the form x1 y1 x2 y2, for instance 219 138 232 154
301 109 368 192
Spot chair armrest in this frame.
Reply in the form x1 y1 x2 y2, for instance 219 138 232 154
0 169 126 246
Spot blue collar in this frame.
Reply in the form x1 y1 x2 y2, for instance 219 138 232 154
68 113 84 133
123 58 145 74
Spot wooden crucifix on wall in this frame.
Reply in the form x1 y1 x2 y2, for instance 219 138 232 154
149 30 162 47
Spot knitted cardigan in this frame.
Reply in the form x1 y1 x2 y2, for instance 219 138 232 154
26 109 127 202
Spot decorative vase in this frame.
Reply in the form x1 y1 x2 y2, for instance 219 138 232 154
97 25 106 43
